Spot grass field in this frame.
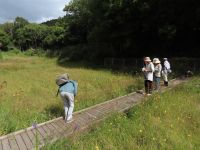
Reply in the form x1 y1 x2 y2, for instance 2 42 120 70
0 52 143 135
44 77 200 150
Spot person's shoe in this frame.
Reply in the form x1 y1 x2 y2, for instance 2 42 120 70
164 81 168 86
142 92 146 95
66 118 74 123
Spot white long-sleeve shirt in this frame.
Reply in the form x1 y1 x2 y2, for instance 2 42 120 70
164 60 170 70
142 62 154 81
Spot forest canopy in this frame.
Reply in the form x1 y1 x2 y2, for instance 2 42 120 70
0 0 200 61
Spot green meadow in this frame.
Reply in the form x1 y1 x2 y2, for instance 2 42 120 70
0 52 142 135
44 77 200 150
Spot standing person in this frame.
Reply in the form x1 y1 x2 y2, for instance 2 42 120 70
162 58 171 86
56 73 78 123
142 57 154 95
153 58 162 91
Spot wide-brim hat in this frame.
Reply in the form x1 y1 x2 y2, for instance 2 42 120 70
144 57 151 62
56 73 69 86
153 58 160 64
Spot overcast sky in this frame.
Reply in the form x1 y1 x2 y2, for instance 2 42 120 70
0 0 70 24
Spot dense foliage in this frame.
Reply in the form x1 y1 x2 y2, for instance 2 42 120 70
62 0 200 60
0 0 200 61
0 29 10 50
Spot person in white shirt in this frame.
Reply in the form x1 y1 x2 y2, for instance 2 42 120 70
162 58 171 86
153 58 162 90
142 57 154 95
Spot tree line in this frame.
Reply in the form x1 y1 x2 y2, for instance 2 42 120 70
0 0 200 62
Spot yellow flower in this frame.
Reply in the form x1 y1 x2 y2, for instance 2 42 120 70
152 137 155 141
95 144 100 150
139 130 142 133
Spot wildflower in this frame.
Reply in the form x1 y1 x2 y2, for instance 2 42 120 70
187 134 191 137
95 143 100 150
139 130 142 133
32 122 37 129
164 139 167 142
152 137 155 141
164 110 167 114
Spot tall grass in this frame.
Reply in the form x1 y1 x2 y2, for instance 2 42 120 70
0 53 142 135
44 77 200 150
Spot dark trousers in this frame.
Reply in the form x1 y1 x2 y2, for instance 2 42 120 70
145 80 153 94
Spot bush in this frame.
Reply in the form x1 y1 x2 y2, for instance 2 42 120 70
0 30 10 50
9 48 21 54
23 48 46 57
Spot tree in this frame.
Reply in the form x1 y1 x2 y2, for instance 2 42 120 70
1 22 14 39
0 29 10 50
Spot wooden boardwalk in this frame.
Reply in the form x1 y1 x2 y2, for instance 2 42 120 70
0 78 187 150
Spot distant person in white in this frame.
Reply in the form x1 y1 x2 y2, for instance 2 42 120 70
162 58 171 86
142 57 154 95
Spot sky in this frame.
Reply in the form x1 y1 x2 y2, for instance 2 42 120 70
0 0 70 24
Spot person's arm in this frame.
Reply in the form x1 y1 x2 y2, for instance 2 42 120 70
146 63 154 72
158 64 162 72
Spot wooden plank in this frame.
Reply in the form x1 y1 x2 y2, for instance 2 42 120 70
50 122 64 141
15 134 27 150
8 135 19 150
2 138 11 150
0 140 3 150
87 108 104 118
46 124 55 131
21 132 33 150
41 125 51 136
37 127 47 139
32 129 45 146
46 123 60 139
56 119 68 129
77 113 94 126
47 124 60 136
26 130 35 145
55 120 66 131
51 122 63 133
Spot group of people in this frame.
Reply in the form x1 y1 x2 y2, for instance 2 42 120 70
56 57 171 123
142 57 171 96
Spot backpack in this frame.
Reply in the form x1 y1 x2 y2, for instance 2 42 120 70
56 74 78 96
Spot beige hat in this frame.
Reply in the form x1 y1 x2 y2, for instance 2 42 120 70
153 58 160 64
56 73 69 86
144 57 151 62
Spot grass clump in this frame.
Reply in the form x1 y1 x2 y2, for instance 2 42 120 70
44 77 200 150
